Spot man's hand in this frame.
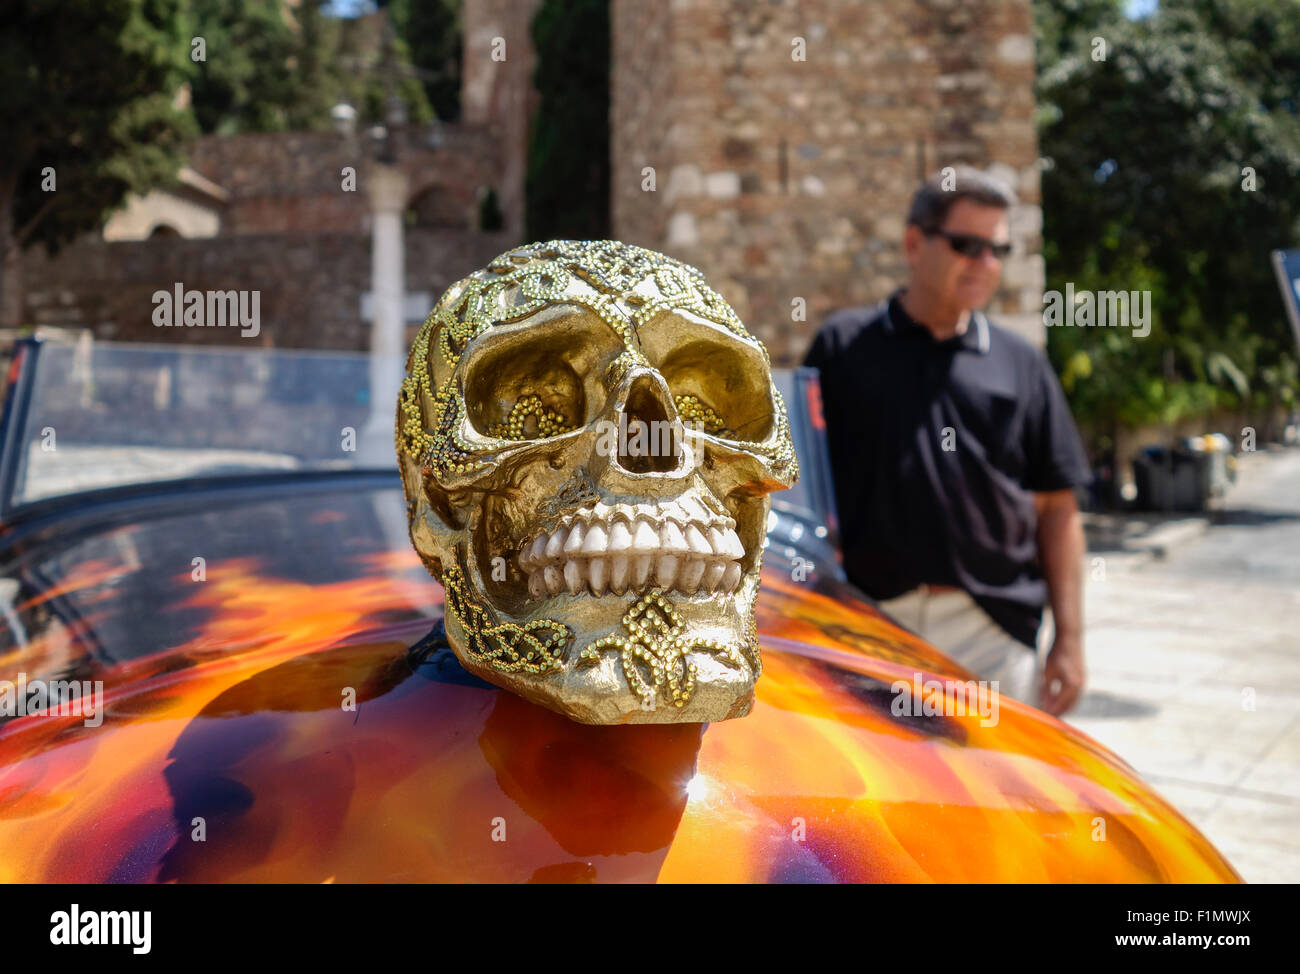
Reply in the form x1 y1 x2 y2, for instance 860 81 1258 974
1034 488 1087 716
1040 630 1084 716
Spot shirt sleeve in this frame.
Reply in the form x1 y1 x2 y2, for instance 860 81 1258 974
803 325 829 371
1023 354 1092 492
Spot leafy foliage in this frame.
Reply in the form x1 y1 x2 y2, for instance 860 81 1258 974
478 186 504 232
0 0 196 262
387 0 462 123
1036 0 1300 432
525 0 610 241
1034 0 1126 74
187 0 431 134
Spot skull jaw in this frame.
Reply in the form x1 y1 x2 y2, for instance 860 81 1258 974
411 484 768 725
441 542 763 724
445 629 758 724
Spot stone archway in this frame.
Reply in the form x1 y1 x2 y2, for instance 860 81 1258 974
404 184 468 230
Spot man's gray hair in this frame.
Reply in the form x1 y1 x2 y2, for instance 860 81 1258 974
906 166 1018 233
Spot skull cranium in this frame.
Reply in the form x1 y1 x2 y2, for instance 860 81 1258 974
397 240 797 723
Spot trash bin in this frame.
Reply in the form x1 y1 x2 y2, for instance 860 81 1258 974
1132 445 1211 512
1183 434 1231 497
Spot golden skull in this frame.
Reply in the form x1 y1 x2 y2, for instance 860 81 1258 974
396 240 797 723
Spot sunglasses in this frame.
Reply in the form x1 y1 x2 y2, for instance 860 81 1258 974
929 230 1012 260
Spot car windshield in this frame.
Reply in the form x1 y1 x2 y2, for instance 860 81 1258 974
769 368 829 528
1 341 837 541
4 340 395 508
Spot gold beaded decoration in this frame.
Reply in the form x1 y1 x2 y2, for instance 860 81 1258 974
396 326 434 461
577 591 748 709
441 552 571 674
485 395 576 441
427 387 490 477
395 240 794 714
742 555 763 678
396 240 787 483
765 388 799 480
674 395 730 437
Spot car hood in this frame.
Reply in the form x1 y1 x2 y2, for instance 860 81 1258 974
0 484 1239 882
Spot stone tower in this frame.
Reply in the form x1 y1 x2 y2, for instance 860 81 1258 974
610 0 1044 361
462 0 544 241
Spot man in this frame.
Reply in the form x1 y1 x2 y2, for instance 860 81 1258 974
804 167 1090 716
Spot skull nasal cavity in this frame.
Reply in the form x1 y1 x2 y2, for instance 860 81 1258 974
617 375 682 474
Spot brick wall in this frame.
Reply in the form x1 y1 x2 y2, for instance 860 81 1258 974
19 230 513 350
3 0 533 347
462 0 543 239
187 129 507 235
610 0 674 249
610 0 1044 362
9 124 520 344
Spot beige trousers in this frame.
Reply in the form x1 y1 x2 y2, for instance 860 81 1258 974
876 585 1045 706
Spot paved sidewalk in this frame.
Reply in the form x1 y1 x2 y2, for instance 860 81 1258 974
1067 446 1300 883
1082 510 1211 563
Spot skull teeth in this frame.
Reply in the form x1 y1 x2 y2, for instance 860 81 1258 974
544 565 563 596
516 502 747 601
608 520 633 553
633 553 653 588
552 497 736 535
563 560 584 594
609 554 630 594
521 551 742 600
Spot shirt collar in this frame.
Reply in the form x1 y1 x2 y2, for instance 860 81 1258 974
884 289 990 354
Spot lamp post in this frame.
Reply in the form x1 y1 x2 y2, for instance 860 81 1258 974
360 157 409 465
332 6 452 566
333 13 440 466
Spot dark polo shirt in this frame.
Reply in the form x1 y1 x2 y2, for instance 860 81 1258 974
804 291 1091 649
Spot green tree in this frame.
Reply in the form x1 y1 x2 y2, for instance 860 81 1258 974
0 0 196 314
1036 0 1300 437
339 20 435 132
387 0 461 122
1034 0 1125 75
187 0 351 133
526 0 610 241
187 0 431 135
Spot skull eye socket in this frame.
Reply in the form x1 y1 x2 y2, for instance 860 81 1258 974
461 316 619 440
674 395 730 437
467 353 583 440
657 339 775 443
485 394 576 439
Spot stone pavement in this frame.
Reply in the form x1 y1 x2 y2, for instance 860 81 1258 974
1067 445 1300 883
